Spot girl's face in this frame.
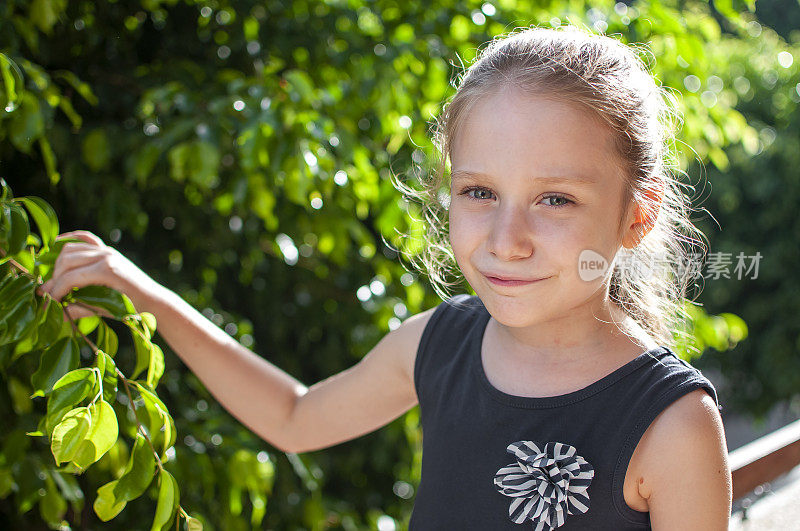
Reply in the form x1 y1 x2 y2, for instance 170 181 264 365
448 85 638 328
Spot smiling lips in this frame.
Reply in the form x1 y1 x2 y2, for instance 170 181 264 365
482 273 548 286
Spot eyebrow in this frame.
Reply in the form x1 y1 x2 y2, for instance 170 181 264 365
450 170 596 186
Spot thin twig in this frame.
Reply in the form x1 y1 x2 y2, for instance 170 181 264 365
62 300 166 472
118 372 165 472
4 247 190 526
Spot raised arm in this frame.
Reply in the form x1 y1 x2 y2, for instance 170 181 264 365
38 230 432 454
145 287 432 453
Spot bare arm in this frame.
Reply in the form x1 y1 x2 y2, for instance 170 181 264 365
146 287 431 453
143 286 308 452
638 389 732 529
281 307 433 453
38 230 431 454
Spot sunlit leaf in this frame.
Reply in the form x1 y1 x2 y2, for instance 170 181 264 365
93 480 127 522
146 343 164 389
135 383 175 456
72 400 119 470
65 285 136 319
45 368 95 434
50 406 92 465
151 469 179 531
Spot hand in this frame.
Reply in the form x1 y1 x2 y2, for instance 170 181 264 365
36 230 162 321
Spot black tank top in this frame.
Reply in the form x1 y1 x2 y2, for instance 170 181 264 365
409 294 719 530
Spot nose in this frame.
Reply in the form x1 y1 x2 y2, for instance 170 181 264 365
486 204 534 261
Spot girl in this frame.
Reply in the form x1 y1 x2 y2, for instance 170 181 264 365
37 24 731 529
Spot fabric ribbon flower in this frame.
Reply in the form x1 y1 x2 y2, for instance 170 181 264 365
493 441 594 530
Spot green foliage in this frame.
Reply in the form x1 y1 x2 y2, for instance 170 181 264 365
687 16 800 418
0 0 781 528
0 178 200 528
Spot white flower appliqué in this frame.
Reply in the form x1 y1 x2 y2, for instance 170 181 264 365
493 441 594 530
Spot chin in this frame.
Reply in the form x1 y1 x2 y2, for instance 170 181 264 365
473 288 545 327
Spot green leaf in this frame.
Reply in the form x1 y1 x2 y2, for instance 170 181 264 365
33 295 64 350
10 292 50 356
130 143 161 187
58 94 82 129
169 140 221 190
82 128 111 171
39 472 67 525
113 433 156 501
8 376 33 414
147 343 164 389
54 70 98 105
449 14 471 42
1 202 30 256
0 466 14 498
76 314 100 336
151 469 179 531
0 274 39 346
30 336 80 397
131 328 153 380
186 517 203 531
135 383 176 457
65 284 136 318
8 92 44 153
72 400 119 470
50 406 92 465
93 480 127 521
16 196 58 249
38 136 61 185
97 320 119 357
51 470 84 517
29 0 68 34
97 350 118 403
141 312 157 338
720 312 748 343
45 368 95 434
0 52 24 110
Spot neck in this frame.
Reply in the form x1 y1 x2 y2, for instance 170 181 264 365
488 290 654 367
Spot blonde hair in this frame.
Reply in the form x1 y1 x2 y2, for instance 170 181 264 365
392 24 709 352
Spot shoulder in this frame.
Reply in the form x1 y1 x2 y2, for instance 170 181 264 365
392 294 480 383
389 304 439 385
633 348 721 407
634 388 732 527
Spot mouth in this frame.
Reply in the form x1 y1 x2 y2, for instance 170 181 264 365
482 273 549 287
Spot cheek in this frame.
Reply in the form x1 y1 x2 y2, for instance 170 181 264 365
448 208 475 239
448 216 470 256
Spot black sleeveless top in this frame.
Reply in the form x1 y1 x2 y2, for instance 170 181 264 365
409 295 719 530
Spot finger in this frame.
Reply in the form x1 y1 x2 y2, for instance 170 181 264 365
40 249 106 299
43 261 109 302
56 230 105 247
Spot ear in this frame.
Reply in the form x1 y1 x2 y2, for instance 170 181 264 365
622 185 664 249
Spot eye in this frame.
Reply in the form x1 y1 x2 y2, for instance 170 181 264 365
457 188 574 208
541 194 573 208
459 186 495 201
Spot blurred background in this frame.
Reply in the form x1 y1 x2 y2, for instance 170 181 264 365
1 0 798 529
